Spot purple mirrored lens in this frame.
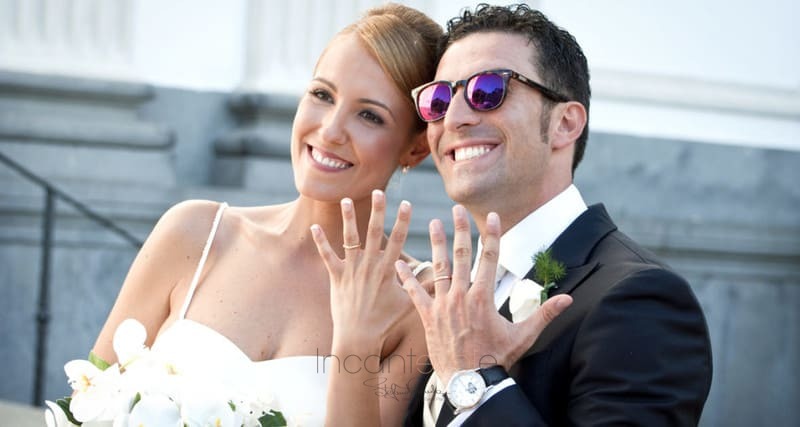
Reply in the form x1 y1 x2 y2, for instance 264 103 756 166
418 83 452 121
466 73 505 111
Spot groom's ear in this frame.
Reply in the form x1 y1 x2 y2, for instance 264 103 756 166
400 129 431 169
550 101 586 150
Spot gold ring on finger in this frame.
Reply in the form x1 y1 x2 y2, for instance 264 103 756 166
433 275 452 282
343 243 361 250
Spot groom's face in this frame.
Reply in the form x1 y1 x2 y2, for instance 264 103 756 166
427 32 555 213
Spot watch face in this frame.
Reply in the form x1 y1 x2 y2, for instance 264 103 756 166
447 370 486 409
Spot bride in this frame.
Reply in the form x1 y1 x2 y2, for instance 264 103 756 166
89 4 442 426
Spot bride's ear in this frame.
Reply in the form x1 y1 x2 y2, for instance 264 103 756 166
399 129 430 169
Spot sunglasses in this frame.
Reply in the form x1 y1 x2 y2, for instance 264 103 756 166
411 69 570 122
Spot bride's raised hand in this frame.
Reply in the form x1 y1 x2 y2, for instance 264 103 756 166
310 189 413 352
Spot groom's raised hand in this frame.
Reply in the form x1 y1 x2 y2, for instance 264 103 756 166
395 205 572 385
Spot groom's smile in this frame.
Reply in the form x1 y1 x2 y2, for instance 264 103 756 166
449 143 498 162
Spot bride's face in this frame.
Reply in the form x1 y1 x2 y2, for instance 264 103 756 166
290 33 419 204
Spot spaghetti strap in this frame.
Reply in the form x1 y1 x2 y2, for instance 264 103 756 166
178 202 228 320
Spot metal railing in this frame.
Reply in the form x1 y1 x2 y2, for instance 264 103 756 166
0 150 143 406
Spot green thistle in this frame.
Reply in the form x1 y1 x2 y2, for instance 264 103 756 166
532 249 566 304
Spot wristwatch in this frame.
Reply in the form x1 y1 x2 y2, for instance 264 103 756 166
444 365 509 413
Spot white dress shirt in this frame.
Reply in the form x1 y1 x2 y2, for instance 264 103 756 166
445 184 588 426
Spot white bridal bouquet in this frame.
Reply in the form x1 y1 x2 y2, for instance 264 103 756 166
44 319 286 427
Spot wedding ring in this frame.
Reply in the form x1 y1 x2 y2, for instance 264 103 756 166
342 243 361 250
412 261 433 277
433 275 452 282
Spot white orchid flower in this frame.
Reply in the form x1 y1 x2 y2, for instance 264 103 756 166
122 354 181 398
44 400 79 427
112 414 130 427
509 278 544 323
83 421 116 426
45 402 116 426
127 393 182 427
64 359 129 422
113 318 149 367
180 388 241 427
231 390 279 427
65 359 105 394
112 319 180 400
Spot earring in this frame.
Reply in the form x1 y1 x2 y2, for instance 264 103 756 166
401 165 410 174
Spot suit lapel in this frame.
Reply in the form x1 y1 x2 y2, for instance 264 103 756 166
518 204 616 357
521 261 599 357
533 204 615 273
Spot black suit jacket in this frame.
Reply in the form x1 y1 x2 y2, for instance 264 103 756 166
405 204 712 426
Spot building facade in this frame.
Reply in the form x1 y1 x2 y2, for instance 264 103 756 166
0 1 798 425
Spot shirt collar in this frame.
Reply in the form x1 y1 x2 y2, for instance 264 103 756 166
472 184 588 281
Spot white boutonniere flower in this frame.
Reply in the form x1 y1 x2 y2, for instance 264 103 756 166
509 278 544 323
509 249 567 323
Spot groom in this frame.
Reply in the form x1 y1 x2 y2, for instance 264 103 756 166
398 4 712 426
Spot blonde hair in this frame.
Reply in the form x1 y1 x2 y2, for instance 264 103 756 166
340 3 442 130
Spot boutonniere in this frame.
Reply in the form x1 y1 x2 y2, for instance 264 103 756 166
532 248 566 304
508 249 566 323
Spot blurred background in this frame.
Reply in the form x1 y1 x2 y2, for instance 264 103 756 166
0 0 797 425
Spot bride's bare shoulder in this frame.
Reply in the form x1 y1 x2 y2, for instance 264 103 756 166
152 199 226 248
133 199 242 270
109 200 226 306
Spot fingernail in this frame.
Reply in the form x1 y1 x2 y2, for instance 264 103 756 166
341 198 352 209
487 212 499 226
373 189 384 198
556 296 572 309
310 224 320 236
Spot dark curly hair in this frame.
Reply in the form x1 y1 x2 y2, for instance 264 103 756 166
440 3 590 174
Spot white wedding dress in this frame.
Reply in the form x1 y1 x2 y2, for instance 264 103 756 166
152 203 328 426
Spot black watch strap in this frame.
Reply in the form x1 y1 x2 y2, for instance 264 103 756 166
478 365 509 386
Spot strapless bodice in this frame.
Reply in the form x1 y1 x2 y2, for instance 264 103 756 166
152 319 328 426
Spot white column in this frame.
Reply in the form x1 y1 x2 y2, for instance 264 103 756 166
239 0 402 94
0 0 135 81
